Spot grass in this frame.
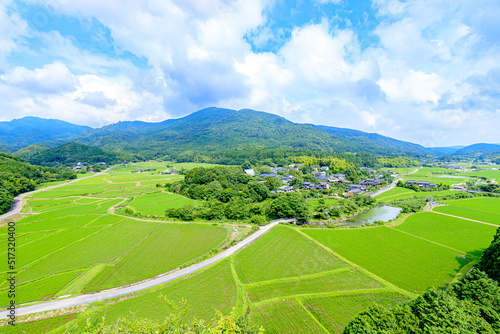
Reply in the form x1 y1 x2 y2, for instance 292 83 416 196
130 192 201 214
84 259 237 325
395 212 497 256
304 225 470 293
304 292 410 334
0 314 78 334
381 189 455 202
84 223 227 291
246 268 383 304
234 225 348 284
433 197 500 225
462 169 500 179
375 187 415 200
249 299 327 334
0 270 83 306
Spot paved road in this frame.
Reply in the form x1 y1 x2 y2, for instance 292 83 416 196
0 166 115 222
1 218 285 317
369 179 400 198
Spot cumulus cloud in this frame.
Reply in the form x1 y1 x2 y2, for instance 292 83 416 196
1 0 499 145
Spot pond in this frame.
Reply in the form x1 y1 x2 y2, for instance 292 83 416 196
343 205 402 226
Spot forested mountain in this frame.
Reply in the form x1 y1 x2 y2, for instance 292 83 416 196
426 146 466 156
41 108 436 158
14 144 50 160
0 116 91 150
312 124 435 156
0 152 76 213
28 142 138 166
452 143 500 158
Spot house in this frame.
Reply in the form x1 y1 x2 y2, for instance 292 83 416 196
281 175 293 183
87 168 94 173
96 162 106 165
244 169 255 176
318 182 330 189
406 180 437 188
361 178 381 187
279 185 295 193
347 184 368 192
320 166 329 171
302 182 318 190
170 170 179 175
73 165 83 170
136 168 143 173
161 169 171 174
313 171 327 178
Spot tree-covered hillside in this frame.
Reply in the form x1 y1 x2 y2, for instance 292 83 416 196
0 152 76 214
28 142 139 166
43 108 433 159
0 116 91 150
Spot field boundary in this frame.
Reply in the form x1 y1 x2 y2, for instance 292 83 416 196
430 210 500 227
291 227 417 299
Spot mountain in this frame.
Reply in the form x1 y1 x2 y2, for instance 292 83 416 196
44 107 434 158
13 144 51 160
312 125 435 156
0 116 91 150
452 143 500 158
28 142 138 166
426 146 466 156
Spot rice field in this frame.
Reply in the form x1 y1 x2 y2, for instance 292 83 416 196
304 292 409 334
304 223 475 293
0 162 230 307
433 197 500 225
233 225 348 283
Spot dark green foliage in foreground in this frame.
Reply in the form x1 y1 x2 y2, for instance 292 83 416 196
79 298 264 334
343 269 500 333
479 227 500 283
28 142 138 166
0 152 76 213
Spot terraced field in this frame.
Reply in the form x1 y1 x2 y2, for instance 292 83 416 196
0 163 231 307
2 164 497 334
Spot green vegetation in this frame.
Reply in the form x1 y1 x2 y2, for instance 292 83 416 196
0 151 76 213
479 227 500 282
305 293 409 334
434 197 500 225
28 142 138 166
234 226 347 283
304 218 486 293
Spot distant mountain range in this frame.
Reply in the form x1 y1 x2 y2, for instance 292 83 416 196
1 108 499 162
0 116 91 151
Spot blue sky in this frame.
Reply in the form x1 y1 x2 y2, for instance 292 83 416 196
0 0 499 147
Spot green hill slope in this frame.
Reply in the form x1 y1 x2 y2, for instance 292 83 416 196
28 142 138 166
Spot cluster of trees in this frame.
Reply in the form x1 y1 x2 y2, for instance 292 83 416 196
313 196 377 220
28 142 138 166
344 227 500 333
396 180 450 192
163 167 310 223
377 156 420 168
159 147 400 170
0 152 76 213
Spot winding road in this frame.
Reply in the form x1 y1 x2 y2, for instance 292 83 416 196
0 168 286 317
0 166 115 222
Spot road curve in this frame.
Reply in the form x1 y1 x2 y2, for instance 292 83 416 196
0 166 116 222
1 219 285 317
